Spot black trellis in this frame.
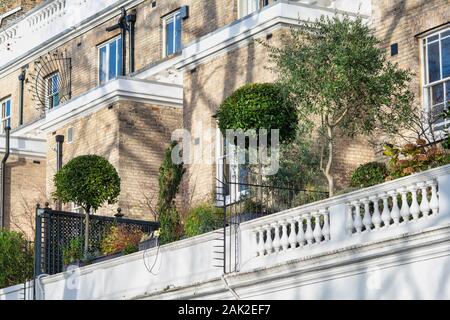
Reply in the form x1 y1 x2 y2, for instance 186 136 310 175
34 207 159 276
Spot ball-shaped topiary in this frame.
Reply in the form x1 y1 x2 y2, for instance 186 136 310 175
53 155 121 213
350 162 389 189
184 204 223 238
216 83 298 144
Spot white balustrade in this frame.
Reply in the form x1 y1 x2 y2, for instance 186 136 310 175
253 209 330 256
346 179 439 235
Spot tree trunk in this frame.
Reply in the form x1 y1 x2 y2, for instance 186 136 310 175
324 126 335 197
84 205 91 260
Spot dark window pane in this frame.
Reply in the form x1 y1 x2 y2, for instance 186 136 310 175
432 83 444 105
5 100 10 116
442 37 450 78
117 38 122 76
109 40 117 80
428 41 441 82
166 18 174 55
175 13 182 53
428 35 439 43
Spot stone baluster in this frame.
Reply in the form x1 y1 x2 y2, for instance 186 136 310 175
352 201 363 234
256 227 265 257
313 212 323 244
264 225 273 255
296 216 306 247
288 218 297 249
346 204 354 235
362 198 372 232
272 222 281 252
280 220 289 251
321 209 330 241
428 180 439 215
305 214 314 245
252 229 259 257
380 193 391 227
370 196 382 230
408 185 420 220
399 187 410 223
389 190 401 225
418 182 430 218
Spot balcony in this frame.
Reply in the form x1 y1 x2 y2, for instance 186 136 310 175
1 164 449 299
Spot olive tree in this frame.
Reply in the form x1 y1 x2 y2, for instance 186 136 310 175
53 155 121 256
267 15 414 196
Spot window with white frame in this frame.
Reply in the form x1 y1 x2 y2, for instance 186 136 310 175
216 130 249 204
422 27 450 131
163 10 182 57
67 127 74 144
45 72 60 110
238 0 269 18
1 97 11 133
98 36 123 84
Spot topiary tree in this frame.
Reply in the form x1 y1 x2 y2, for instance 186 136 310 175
53 155 121 256
0 229 33 289
350 162 389 189
267 15 414 196
157 141 185 245
216 83 298 144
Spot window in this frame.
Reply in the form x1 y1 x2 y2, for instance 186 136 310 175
422 27 450 130
216 130 249 204
45 72 60 110
238 0 269 18
1 97 11 133
99 36 123 84
163 10 182 57
67 127 74 144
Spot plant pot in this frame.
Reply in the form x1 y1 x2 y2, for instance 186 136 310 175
139 237 158 251
88 252 123 264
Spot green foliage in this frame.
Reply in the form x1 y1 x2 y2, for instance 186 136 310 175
157 142 185 245
100 225 144 256
216 83 298 144
0 230 33 288
383 140 450 179
184 204 223 238
62 237 83 266
53 155 121 213
267 14 413 196
350 162 389 188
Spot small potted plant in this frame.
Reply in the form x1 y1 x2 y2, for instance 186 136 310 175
139 229 160 251
62 237 84 271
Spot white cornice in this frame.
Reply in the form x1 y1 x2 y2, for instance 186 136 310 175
39 77 183 133
175 2 369 71
0 134 46 158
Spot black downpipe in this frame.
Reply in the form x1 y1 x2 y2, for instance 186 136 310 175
55 135 64 211
0 126 11 229
120 11 127 76
18 70 26 126
126 10 137 74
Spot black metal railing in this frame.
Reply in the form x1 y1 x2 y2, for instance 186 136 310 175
34 207 159 276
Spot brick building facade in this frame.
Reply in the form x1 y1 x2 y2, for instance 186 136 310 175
0 0 448 239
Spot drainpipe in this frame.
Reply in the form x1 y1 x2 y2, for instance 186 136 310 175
18 69 26 126
0 126 11 229
126 9 137 74
55 135 64 211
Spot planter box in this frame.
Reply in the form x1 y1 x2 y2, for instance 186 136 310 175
89 252 123 264
63 260 85 271
139 237 159 251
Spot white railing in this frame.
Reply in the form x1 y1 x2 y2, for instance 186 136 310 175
240 164 450 271
0 0 121 70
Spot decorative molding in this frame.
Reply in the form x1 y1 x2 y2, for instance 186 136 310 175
0 135 46 158
39 77 183 133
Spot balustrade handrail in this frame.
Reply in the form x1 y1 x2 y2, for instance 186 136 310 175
240 164 450 231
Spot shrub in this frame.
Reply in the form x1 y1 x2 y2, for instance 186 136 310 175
53 155 121 213
0 230 33 289
384 140 450 179
184 204 223 238
350 162 389 188
216 83 298 144
62 237 83 266
157 142 185 245
100 225 144 256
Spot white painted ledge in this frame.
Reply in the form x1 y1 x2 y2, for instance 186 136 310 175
176 1 370 70
39 77 183 133
0 134 46 158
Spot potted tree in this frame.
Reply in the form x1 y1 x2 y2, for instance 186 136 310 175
62 237 84 271
53 155 121 259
